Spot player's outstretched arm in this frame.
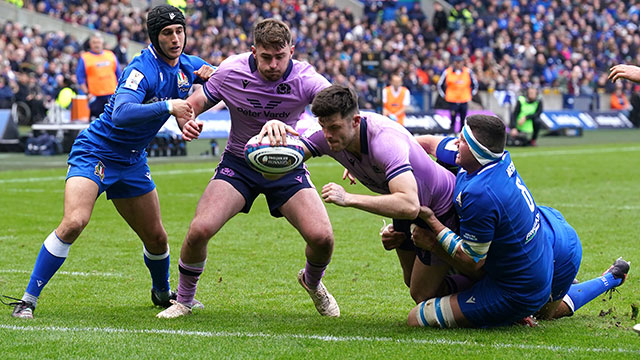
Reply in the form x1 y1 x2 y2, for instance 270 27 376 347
321 172 419 219
415 135 445 157
609 64 640 83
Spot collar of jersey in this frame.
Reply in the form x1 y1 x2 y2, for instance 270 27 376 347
248 54 294 81
359 115 369 155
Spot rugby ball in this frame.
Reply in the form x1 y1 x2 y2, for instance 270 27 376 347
244 134 305 175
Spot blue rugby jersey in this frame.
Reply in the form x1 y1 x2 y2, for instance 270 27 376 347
75 45 212 163
436 137 553 303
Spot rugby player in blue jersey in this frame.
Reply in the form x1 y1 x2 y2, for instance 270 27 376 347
406 115 629 327
6 5 216 319
157 19 339 319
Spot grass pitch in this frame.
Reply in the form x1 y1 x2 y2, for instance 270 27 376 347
0 130 639 359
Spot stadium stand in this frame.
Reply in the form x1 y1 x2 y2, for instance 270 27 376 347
0 0 638 127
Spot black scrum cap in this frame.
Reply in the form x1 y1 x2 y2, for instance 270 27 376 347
146 5 186 59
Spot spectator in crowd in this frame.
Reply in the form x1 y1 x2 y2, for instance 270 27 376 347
112 35 130 68
610 82 631 111
0 76 15 109
510 87 543 146
76 32 121 119
383 73 410 125
437 56 478 133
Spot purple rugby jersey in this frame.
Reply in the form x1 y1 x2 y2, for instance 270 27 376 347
302 112 456 217
203 52 330 157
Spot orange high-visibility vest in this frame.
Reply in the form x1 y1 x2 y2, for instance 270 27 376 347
444 67 472 103
81 51 118 96
383 86 408 125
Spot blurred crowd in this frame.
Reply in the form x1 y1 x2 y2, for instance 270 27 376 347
2 0 640 123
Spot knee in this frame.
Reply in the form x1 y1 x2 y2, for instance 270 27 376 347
307 231 334 251
410 287 435 304
186 219 216 246
59 214 90 240
143 229 168 252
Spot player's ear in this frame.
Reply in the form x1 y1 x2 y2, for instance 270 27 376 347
290 45 295 55
352 114 361 127
251 45 256 56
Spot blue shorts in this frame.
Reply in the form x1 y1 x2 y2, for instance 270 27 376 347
457 276 550 328
213 152 314 217
395 206 459 265
67 145 155 200
540 206 583 301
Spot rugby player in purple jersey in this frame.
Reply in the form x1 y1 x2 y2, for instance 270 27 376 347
157 19 339 319
299 85 475 303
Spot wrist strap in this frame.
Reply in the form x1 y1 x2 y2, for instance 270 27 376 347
167 100 173 115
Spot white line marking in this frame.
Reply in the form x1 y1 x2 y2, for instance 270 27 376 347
556 203 640 210
2 145 638 185
0 269 123 277
0 324 637 354
512 146 640 157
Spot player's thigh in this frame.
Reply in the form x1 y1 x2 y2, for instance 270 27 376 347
190 179 246 237
410 258 451 301
112 188 165 243
279 187 333 242
58 176 100 241
408 293 471 328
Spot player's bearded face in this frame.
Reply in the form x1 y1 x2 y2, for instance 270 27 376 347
158 24 185 60
319 114 357 152
253 44 293 82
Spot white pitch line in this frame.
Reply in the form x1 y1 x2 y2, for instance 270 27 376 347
512 145 640 157
2 145 638 185
555 203 640 211
0 269 123 277
0 324 638 354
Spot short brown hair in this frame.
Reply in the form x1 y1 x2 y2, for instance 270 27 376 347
253 18 291 50
311 85 359 119
466 114 506 153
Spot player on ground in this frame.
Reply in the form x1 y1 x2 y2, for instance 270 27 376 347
157 19 339 319
406 115 629 327
296 84 472 303
414 131 629 324
4 5 216 319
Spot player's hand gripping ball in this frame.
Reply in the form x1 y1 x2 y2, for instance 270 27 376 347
244 134 305 177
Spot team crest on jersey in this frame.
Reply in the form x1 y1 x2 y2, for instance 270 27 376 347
94 161 105 182
276 83 291 94
455 191 462 207
177 70 190 92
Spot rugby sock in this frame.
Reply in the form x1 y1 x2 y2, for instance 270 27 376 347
24 231 71 304
443 274 474 294
143 247 170 292
177 259 204 306
303 260 328 289
564 273 622 313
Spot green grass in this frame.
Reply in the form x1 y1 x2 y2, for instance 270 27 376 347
1 131 640 358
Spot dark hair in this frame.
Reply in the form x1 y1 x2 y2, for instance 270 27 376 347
146 5 186 58
253 18 292 50
466 114 506 153
311 85 359 119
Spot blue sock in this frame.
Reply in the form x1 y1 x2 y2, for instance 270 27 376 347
565 273 622 313
143 247 170 292
25 231 71 300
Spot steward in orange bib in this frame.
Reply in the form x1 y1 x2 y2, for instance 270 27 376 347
437 56 478 133
383 74 411 126
76 33 122 119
